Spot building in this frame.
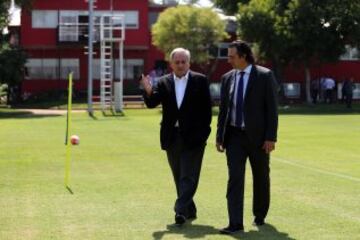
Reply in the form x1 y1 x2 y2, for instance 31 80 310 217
21 0 174 98
19 0 360 101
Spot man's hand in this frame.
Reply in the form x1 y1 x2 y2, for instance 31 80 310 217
216 142 225 152
139 74 152 96
262 141 276 154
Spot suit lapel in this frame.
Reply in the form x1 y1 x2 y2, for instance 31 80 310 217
179 71 192 111
228 70 237 104
168 74 178 109
244 65 257 104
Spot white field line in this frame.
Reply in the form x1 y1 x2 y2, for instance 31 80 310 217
273 156 360 183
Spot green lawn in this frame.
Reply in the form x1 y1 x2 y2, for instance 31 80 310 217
0 107 359 240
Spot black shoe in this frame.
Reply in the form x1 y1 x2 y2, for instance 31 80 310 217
219 225 244 235
252 218 265 226
175 214 186 225
186 213 197 220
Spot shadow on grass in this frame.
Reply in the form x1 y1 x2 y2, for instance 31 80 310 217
211 103 360 116
153 223 218 240
153 223 294 240
0 110 62 119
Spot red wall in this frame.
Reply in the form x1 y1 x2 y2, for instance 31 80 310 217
21 0 149 47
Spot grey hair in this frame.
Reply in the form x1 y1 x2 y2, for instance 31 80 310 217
169 48 191 62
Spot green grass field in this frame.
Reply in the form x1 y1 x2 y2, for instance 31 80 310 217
1 107 359 240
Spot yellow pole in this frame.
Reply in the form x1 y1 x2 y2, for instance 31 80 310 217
65 72 73 188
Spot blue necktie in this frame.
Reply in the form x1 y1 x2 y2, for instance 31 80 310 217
235 71 245 127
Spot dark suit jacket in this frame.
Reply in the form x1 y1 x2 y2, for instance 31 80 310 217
144 71 212 150
216 65 278 148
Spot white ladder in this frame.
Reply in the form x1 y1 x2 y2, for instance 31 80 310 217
100 16 114 111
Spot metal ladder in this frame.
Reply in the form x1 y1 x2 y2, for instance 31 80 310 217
100 16 114 111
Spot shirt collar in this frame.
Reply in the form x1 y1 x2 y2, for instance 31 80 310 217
174 71 190 81
237 64 252 75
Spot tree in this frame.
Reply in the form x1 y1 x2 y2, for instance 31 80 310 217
0 1 32 31
152 5 228 78
212 0 249 15
0 46 27 103
0 0 32 104
236 0 360 103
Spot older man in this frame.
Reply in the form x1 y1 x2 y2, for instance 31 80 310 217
140 48 212 225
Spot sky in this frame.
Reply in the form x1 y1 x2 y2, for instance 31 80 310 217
189 0 213 7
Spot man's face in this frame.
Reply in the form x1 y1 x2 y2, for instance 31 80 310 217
228 47 245 69
170 52 190 77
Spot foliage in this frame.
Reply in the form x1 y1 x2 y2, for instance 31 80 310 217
152 5 228 65
236 0 360 102
0 1 12 32
0 0 32 32
0 1 32 104
0 45 27 86
212 0 249 15
0 44 27 103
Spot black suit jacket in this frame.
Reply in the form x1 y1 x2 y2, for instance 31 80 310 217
216 65 278 147
144 71 212 150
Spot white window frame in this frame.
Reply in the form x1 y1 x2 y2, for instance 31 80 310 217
217 42 230 59
25 58 59 80
32 10 58 29
115 59 144 80
25 59 42 79
59 11 79 42
60 59 80 80
92 59 101 80
95 11 139 29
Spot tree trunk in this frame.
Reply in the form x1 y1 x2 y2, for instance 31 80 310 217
206 57 219 81
271 58 285 103
304 65 312 104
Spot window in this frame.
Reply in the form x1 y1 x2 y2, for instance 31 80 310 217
60 59 80 80
32 10 58 28
93 59 143 80
92 59 101 80
25 59 59 80
59 11 79 42
210 42 229 59
340 45 359 60
58 10 137 42
25 59 42 79
43 59 59 79
116 59 144 80
95 11 139 29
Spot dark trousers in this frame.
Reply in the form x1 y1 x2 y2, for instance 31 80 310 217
166 130 205 217
345 94 353 108
225 127 270 227
325 89 333 103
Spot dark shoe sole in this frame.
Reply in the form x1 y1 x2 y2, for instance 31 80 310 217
219 227 244 235
252 220 265 226
175 215 186 225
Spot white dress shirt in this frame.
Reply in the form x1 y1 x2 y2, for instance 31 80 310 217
174 71 189 108
230 65 252 127
174 71 189 127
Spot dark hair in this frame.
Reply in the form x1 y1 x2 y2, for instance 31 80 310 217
229 40 255 64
